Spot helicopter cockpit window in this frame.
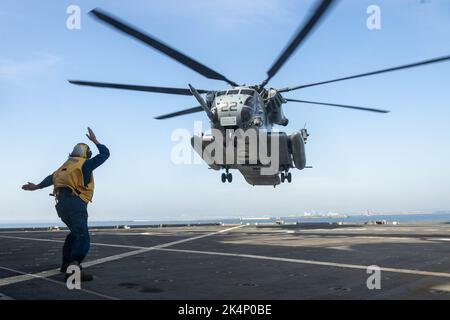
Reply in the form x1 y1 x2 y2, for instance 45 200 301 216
216 91 226 97
240 89 255 96
244 96 255 107
227 90 239 95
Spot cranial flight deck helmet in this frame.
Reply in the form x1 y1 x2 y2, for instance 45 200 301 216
70 143 92 159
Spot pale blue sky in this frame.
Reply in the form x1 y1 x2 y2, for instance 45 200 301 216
1 0 450 222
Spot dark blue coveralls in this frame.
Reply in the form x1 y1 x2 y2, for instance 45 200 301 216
38 144 110 266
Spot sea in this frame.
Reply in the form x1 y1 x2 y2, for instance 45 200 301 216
1 213 449 229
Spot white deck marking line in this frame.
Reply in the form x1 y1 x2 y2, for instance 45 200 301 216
157 248 450 279
0 266 118 300
0 235 146 250
0 235 66 243
0 225 243 288
0 292 14 300
81 225 244 268
0 230 69 235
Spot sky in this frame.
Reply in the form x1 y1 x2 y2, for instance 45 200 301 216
0 0 450 222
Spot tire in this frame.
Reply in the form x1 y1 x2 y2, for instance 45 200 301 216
227 173 233 183
221 173 227 183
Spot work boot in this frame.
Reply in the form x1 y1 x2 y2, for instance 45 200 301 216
60 261 70 273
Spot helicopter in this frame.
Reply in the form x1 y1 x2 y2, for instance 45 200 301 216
69 0 450 186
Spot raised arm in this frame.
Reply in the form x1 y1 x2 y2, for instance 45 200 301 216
22 174 53 191
84 127 110 172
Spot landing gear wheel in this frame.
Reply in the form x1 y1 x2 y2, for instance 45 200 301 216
281 173 285 183
287 172 292 183
227 173 233 183
221 173 227 183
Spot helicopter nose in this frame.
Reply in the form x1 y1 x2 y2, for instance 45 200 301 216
241 106 253 123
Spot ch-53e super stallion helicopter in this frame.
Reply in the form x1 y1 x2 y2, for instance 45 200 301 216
70 0 450 186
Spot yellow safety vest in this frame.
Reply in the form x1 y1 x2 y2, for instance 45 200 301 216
52 157 94 203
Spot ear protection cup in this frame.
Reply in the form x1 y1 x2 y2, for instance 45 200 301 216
85 146 92 159
71 143 92 159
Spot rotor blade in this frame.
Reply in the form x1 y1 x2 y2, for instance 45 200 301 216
90 8 238 87
155 106 204 120
286 99 390 113
260 0 336 88
69 80 208 96
280 55 450 92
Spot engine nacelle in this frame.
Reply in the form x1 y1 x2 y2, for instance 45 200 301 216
264 89 289 126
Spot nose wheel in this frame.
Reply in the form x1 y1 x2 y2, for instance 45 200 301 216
280 172 292 183
221 169 233 183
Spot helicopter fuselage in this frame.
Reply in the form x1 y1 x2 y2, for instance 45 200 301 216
190 86 308 187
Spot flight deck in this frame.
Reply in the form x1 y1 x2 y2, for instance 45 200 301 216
0 222 449 300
